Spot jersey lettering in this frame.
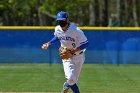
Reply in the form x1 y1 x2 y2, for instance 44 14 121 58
59 36 75 42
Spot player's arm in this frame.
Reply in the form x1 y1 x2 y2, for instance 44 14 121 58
72 29 89 52
42 36 59 50
73 41 89 52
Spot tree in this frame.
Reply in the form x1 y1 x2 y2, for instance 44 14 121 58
132 0 138 26
89 0 100 26
101 0 108 26
0 0 139 26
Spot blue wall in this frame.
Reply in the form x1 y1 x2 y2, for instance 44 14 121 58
0 29 140 64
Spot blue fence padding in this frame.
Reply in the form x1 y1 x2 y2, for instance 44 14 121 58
103 41 119 64
0 29 140 64
122 38 139 64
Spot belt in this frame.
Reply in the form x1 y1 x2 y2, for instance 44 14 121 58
73 51 83 56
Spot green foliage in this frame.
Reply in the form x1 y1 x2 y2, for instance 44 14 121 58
1 0 39 25
0 0 140 26
40 0 90 24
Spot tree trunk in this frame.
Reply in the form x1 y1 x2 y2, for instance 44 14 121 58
119 0 125 26
135 0 140 26
38 9 46 26
101 0 108 26
89 0 100 26
124 0 129 26
89 0 95 26
132 0 138 26
115 0 120 26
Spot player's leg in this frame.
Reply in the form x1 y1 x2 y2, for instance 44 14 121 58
70 54 85 93
62 59 80 93
69 83 80 93
61 60 73 93
61 82 70 93
74 54 85 82
61 82 80 93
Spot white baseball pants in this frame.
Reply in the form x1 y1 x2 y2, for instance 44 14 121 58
62 53 85 85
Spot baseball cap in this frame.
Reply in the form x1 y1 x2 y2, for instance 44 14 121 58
56 11 68 21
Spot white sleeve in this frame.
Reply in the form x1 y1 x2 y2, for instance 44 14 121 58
76 29 88 45
54 31 57 37
54 27 58 37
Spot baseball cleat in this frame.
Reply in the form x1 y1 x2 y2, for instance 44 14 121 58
61 87 69 93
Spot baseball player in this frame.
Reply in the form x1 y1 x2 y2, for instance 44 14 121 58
42 11 89 93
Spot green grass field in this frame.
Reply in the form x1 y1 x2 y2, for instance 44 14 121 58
0 64 140 93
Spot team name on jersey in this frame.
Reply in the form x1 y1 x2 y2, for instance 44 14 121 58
59 36 75 42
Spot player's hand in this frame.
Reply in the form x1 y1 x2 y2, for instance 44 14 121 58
42 42 51 50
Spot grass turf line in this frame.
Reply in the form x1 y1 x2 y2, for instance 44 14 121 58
0 64 140 93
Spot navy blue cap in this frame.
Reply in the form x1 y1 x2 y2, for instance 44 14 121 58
56 11 68 21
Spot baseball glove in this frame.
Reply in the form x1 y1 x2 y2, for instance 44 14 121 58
59 47 75 59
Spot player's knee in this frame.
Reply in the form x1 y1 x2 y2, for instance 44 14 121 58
68 79 75 85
